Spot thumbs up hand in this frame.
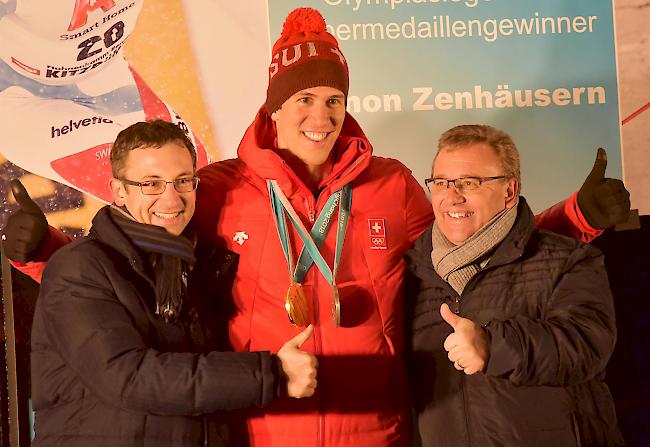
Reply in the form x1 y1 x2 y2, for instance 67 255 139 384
2 179 49 263
277 324 318 398
577 148 631 229
441 303 489 375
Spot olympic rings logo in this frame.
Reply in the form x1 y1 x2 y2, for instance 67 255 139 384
371 237 385 245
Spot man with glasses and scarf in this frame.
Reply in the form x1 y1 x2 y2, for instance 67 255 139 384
406 124 623 447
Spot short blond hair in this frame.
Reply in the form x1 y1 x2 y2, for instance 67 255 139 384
436 124 521 183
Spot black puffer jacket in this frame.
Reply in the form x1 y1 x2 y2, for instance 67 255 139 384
405 198 623 447
31 206 278 447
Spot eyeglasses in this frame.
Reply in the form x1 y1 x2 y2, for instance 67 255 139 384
120 177 199 195
424 176 507 192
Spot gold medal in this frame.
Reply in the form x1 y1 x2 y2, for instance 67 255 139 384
332 285 341 327
285 281 310 327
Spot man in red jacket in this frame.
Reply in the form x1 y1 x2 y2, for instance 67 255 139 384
3 6 630 447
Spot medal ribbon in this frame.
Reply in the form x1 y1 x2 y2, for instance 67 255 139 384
268 180 351 287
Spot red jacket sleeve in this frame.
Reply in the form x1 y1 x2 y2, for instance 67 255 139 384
534 191 602 243
9 225 73 283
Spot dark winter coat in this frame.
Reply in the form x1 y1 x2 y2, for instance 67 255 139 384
406 198 623 447
31 206 278 447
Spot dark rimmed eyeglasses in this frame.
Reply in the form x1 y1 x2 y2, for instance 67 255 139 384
424 176 507 192
120 177 199 195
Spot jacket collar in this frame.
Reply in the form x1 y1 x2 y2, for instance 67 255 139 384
89 206 152 281
486 197 536 269
89 206 238 284
237 105 373 198
406 197 536 279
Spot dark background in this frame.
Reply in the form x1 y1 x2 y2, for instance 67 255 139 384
592 215 650 446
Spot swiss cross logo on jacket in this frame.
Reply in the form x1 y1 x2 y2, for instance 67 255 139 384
368 218 387 250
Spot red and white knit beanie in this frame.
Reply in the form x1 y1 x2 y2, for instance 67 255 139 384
265 8 349 114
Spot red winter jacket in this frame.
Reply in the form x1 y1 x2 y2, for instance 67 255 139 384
14 108 599 447
195 108 431 447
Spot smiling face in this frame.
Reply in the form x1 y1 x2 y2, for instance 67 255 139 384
109 142 196 236
271 86 346 178
431 143 519 245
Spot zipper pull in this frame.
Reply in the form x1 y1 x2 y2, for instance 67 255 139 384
305 198 316 223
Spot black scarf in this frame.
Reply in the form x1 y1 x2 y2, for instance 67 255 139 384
109 205 197 322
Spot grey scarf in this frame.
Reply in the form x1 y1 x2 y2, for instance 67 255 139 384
431 199 519 295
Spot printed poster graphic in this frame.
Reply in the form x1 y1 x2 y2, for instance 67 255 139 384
268 0 621 213
0 0 213 233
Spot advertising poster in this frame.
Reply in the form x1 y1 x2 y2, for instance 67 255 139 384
0 0 214 235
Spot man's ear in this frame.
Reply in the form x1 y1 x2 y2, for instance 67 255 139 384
271 110 279 122
109 178 126 206
505 178 519 208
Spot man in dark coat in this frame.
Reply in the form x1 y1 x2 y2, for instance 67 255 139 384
406 124 623 447
30 120 318 447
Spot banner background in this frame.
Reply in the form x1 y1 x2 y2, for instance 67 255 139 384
266 0 621 213
2 1 648 233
